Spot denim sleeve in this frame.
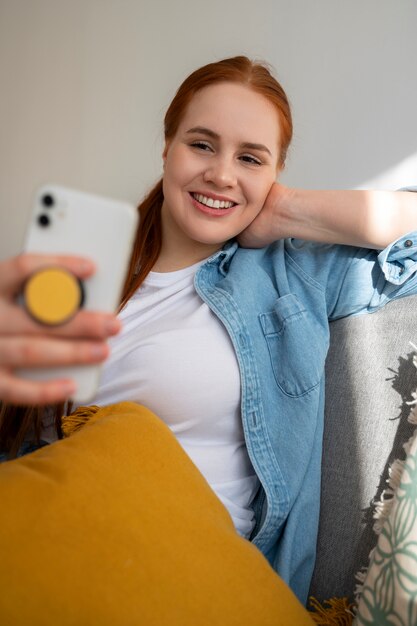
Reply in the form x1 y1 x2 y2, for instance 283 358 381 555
385 186 417 285
284 188 417 321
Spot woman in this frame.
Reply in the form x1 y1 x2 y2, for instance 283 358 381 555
0 56 416 605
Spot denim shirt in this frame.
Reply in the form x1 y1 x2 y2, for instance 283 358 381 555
194 224 417 604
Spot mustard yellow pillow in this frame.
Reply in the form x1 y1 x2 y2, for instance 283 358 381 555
0 402 313 626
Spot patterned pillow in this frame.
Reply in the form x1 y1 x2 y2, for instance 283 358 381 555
354 351 417 626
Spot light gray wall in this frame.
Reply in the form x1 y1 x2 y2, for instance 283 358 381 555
1 0 416 259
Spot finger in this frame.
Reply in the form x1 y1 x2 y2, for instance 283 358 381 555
0 254 96 296
0 336 109 368
0 371 77 406
0 302 121 339
46 310 122 339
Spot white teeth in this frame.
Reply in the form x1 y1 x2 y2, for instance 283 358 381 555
194 193 235 209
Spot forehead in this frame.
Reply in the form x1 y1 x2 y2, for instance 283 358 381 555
178 82 281 151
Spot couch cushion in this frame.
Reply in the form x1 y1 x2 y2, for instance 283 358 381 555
310 296 417 601
0 402 313 626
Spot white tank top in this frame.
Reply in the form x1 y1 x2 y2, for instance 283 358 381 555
93 260 260 538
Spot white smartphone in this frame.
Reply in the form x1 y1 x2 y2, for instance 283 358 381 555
18 184 138 403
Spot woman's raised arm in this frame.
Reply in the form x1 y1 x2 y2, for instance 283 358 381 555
238 184 417 249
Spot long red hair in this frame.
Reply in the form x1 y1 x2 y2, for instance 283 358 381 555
1 56 292 457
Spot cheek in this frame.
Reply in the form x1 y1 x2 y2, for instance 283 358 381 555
240 195 266 226
249 177 274 208
163 145 183 180
164 158 180 187
165 144 197 181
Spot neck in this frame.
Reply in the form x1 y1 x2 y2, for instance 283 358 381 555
152 246 220 273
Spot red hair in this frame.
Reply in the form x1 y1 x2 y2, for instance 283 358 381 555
0 56 292 456
120 55 292 306
165 56 292 167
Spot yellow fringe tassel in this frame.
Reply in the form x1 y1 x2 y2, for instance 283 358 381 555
62 405 101 438
308 596 355 625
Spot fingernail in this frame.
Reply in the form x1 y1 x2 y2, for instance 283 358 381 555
91 344 109 359
61 381 77 395
105 319 121 335
78 260 95 273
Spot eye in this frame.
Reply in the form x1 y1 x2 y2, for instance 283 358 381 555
190 141 213 152
239 154 262 166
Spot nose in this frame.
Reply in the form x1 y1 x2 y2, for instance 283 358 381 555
203 156 237 189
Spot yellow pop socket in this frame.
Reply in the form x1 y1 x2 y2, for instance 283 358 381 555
23 267 84 326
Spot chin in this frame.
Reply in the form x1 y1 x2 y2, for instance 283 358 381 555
191 230 235 247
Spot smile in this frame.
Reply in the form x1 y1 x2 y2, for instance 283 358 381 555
191 193 236 210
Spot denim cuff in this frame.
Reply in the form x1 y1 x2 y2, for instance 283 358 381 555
377 186 417 285
378 232 417 285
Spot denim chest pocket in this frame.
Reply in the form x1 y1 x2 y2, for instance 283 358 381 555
259 294 326 397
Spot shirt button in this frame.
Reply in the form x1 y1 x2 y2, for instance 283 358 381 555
404 239 413 248
399 268 405 274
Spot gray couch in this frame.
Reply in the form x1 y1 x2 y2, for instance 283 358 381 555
309 294 417 601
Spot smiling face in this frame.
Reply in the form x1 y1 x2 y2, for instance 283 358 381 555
158 82 281 270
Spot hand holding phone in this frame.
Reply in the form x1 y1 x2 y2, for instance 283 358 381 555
0 253 121 405
10 185 138 404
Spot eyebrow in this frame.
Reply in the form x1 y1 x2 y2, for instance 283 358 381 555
186 126 272 157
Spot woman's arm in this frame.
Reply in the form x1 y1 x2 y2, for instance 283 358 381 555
0 254 120 405
238 184 417 249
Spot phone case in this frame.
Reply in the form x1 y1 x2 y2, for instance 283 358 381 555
18 184 138 402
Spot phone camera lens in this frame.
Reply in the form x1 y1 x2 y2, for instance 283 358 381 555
41 194 54 208
38 214 50 227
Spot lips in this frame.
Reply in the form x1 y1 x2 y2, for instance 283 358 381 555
189 191 240 218
191 192 236 210
189 192 239 217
